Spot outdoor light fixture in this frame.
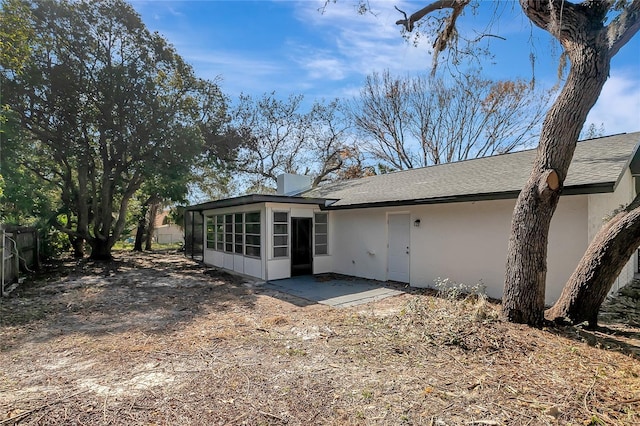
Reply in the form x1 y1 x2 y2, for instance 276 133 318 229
414 219 421 227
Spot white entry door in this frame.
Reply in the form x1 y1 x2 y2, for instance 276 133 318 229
387 213 410 283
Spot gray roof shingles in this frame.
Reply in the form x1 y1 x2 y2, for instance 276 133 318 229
304 132 640 208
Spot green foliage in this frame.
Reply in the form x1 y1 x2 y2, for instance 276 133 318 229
0 0 34 73
2 0 229 259
168 206 185 230
0 106 60 225
39 226 71 259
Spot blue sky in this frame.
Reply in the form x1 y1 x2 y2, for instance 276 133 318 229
130 0 640 135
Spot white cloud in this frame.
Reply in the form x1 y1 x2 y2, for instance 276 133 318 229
585 69 640 135
291 1 435 87
302 55 348 80
129 0 639 118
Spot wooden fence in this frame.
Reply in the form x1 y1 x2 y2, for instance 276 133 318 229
1 226 39 296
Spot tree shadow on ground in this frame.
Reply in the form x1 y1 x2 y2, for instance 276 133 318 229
0 252 257 349
546 323 640 359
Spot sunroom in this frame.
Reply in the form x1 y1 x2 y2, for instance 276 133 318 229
185 193 334 281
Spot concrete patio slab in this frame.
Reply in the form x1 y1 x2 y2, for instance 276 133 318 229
263 275 404 307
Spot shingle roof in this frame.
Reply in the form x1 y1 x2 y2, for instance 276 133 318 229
304 132 640 209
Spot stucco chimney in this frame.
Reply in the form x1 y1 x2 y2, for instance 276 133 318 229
276 173 313 196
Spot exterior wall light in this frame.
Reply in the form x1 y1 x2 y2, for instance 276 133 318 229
414 219 421 227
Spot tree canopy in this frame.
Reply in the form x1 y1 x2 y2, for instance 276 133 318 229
1 0 228 259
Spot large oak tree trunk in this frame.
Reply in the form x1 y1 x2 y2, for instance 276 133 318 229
502 1 611 325
546 195 640 327
89 238 113 261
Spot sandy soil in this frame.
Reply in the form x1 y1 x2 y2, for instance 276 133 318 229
0 251 638 425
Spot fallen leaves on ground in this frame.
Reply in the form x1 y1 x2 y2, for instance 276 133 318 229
0 251 638 425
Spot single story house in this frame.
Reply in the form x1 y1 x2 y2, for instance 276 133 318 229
186 132 640 304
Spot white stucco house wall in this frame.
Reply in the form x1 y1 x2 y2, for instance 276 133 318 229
153 211 184 245
186 132 640 305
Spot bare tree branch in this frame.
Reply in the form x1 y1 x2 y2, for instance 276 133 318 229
395 0 466 32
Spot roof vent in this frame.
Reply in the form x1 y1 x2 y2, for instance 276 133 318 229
276 174 312 196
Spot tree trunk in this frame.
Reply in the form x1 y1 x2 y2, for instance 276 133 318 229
546 196 640 327
502 1 612 326
71 237 85 258
145 201 161 251
503 173 560 325
89 238 113 261
133 216 146 252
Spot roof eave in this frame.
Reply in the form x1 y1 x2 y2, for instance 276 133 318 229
323 182 615 210
186 194 331 212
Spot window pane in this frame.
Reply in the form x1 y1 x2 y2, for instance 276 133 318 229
235 244 243 254
273 224 288 235
235 223 243 233
225 227 233 252
245 246 260 257
245 212 260 223
206 217 215 248
315 213 327 223
245 235 260 245
273 247 288 258
216 241 223 250
245 224 260 234
235 213 243 223
225 214 233 223
273 235 288 246
274 212 288 223
314 213 328 255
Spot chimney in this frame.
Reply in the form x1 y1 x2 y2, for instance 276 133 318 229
276 173 313 196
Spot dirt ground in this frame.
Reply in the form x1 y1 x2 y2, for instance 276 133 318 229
1 251 639 425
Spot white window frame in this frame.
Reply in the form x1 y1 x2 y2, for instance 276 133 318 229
244 211 261 258
314 212 328 255
273 211 289 258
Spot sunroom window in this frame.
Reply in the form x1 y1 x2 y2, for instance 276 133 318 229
245 211 261 257
206 217 215 249
273 211 289 258
314 213 328 255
